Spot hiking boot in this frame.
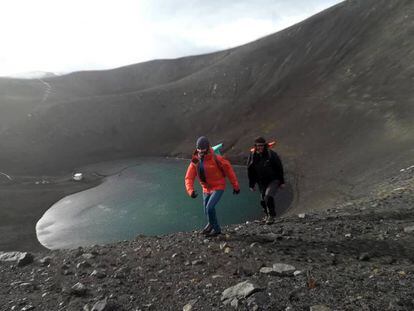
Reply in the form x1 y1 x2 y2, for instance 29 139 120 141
266 216 275 225
206 229 221 237
201 223 213 235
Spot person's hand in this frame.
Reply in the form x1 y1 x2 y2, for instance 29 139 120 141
279 183 286 189
190 191 198 198
233 189 240 195
249 186 256 192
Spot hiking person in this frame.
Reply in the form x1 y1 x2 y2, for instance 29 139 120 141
185 136 240 236
247 137 285 224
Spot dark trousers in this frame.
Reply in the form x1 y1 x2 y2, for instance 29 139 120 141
259 180 280 217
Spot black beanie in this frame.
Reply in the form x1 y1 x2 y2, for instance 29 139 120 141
254 136 266 144
196 136 210 150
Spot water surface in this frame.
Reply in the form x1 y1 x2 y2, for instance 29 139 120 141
36 158 264 249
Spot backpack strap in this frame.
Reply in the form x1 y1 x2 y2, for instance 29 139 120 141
213 154 226 177
191 151 226 179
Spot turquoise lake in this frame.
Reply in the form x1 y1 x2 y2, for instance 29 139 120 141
36 158 276 249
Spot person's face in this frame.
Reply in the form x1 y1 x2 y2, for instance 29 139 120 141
255 143 265 153
197 148 208 157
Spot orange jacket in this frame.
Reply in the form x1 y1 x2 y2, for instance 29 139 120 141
185 148 240 195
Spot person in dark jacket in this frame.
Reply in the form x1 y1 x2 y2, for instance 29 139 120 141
247 137 285 224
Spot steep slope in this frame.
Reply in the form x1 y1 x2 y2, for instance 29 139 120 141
0 0 413 211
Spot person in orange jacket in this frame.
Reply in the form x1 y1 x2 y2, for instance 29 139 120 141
185 136 240 236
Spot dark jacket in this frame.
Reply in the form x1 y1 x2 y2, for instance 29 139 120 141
247 149 285 188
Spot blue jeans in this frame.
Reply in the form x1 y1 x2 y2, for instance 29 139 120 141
203 190 224 232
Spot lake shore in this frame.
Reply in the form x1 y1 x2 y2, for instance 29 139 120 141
0 173 103 252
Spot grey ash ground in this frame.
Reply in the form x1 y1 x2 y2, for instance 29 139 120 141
1 168 413 311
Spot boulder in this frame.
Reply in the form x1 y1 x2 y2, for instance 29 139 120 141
221 281 262 303
0 251 34 267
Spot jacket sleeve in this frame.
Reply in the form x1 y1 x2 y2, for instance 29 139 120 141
271 152 285 184
218 156 240 191
185 163 197 196
247 153 256 188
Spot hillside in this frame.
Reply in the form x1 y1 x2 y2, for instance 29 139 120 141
0 0 413 211
0 167 413 310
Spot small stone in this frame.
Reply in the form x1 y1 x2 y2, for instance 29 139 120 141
358 253 370 261
75 247 84 257
191 259 204 266
250 242 258 248
310 305 331 311
62 268 74 275
220 242 227 250
260 267 275 274
172 253 179 258
272 263 296 276
403 226 414 233
82 253 95 260
345 233 352 238
259 232 279 242
298 213 306 219
39 256 52 266
20 306 35 311
294 270 303 276
224 247 231 254
183 299 197 311
212 275 224 279
91 270 107 279
77 261 91 269
379 256 395 265
91 297 108 311
19 282 35 291
230 298 239 308
70 282 87 296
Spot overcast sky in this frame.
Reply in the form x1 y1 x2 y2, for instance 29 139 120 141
0 0 343 77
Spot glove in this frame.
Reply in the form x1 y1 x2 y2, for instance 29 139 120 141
190 191 198 198
233 189 240 195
